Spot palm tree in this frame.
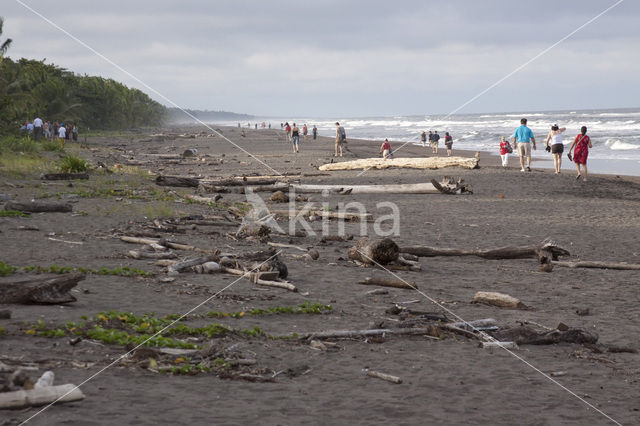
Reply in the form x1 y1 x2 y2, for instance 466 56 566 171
0 17 12 58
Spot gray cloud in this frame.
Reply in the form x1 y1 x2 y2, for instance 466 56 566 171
3 0 639 116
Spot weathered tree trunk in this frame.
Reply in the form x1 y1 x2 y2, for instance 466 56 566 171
4 201 72 213
552 261 640 270
319 156 479 171
0 384 85 409
40 172 89 180
490 326 598 345
358 277 417 290
0 273 84 304
287 326 441 340
400 239 569 264
270 209 372 222
155 175 200 187
348 238 400 265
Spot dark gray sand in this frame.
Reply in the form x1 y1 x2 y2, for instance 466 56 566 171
1 126 640 425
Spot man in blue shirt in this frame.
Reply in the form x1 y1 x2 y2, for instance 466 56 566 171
513 118 536 172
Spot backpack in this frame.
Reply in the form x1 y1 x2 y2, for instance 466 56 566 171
339 127 346 139
505 142 513 153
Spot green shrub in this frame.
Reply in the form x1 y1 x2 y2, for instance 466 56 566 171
0 262 17 277
0 136 39 154
58 155 88 173
40 140 64 152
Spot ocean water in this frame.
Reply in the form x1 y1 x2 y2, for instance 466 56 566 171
231 108 640 176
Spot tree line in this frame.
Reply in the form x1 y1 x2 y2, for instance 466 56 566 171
0 57 167 132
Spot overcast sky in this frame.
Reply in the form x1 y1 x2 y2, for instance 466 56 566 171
3 0 639 117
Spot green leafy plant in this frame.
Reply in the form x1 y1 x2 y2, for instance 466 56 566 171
58 155 88 173
0 210 30 217
0 262 17 277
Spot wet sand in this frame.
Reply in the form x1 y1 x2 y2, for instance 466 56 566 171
1 126 640 425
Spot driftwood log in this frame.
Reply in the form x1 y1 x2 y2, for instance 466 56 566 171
119 236 218 255
490 326 598 345
358 277 417 290
221 266 297 292
318 156 479 171
287 326 441 340
155 175 200 187
552 261 640 271
4 201 72 213
0 273 84 304
472 292 527 309
366 370 402 384
270 209 372 222
400 239 569 265
0 383 85 409
40 172 89 180
348 238 400 265
245 180 470 195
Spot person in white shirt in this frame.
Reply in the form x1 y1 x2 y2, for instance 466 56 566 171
33 117 43 140
545 124 566 174
58 124 66 148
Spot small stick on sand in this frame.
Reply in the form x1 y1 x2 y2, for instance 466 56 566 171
365 370 402 384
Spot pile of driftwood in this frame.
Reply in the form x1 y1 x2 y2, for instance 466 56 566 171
0 368 84 409
119 236 298 292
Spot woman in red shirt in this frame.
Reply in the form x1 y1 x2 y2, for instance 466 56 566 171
568 126 592 181
499 136 512 167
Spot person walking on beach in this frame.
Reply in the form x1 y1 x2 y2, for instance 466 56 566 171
284 122 291 142
335 122 346 157
499 136 512 167
444 132 453 156
430 131 440 154
291 123 300 153
302 124 308 140
513 118 536 172
379 138 393 159
545 124 566 174
421 131 427 147
312 125 317 140
568 126 592 181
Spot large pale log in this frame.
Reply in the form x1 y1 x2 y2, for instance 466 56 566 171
119 236 217 255
319 156 479 171
400 239 569 264
0 273 84 304
0 383 85 409
221 267 297 292
348 238 400 265
4 201 72 213
552 261 640 271
167 256 216 274
252 181 459 195
155 175 200 187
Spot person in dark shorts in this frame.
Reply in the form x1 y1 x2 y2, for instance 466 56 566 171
444 132 453 156
544 123 566 174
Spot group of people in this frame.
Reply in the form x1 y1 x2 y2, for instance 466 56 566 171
500 118 593 181
282 122 319 153
420 130 454 156
20 117 78 147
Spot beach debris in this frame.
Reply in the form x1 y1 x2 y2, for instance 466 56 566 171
472 291 527 309
0 273 84 304
365 369 403 384
552 260 640 271
270 208 372 222
318 156 479 171
281 326 440 340
248 179 471 195
4 200 73 213
128 250 178 260
0 369 85 409
167 255 216 275
182 149 197 158
366 289 389 295
155 175 200 188
40 172 89 181
269 190 289 203
490 325 598 345
348 237 399 265
400 238 569 266
479 341 519 350
358 277 416 290
0 309 11 319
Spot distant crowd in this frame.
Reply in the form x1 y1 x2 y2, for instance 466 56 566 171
20 117 78 147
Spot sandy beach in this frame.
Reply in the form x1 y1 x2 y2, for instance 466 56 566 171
2 126 640 425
